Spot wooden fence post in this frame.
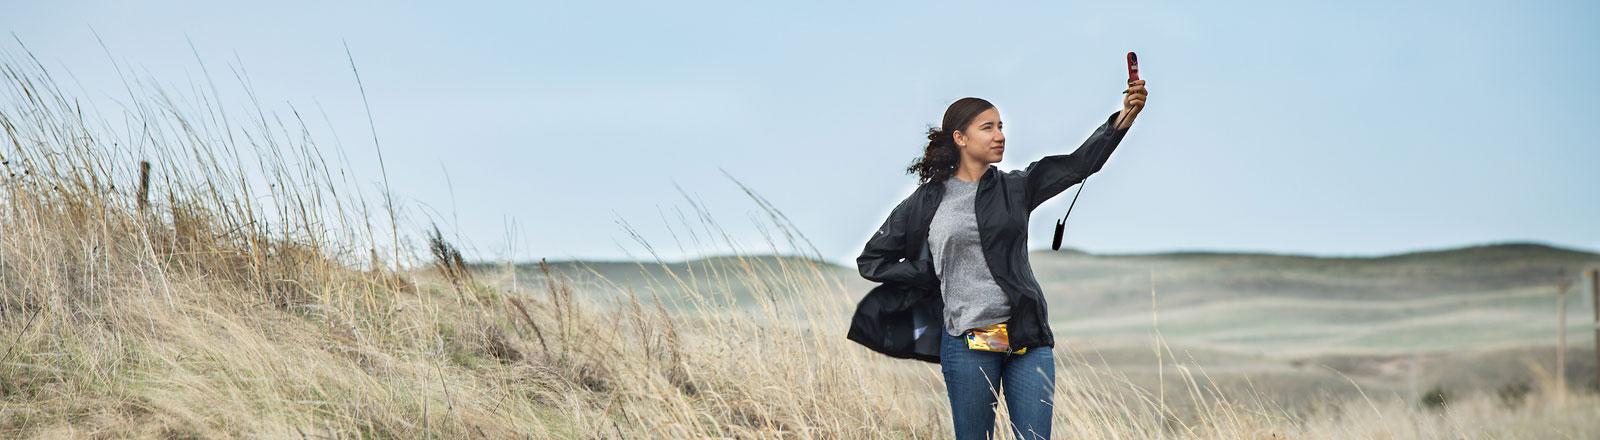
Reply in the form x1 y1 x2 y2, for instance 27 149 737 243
137 161 150 212
1556 277 1569 404
1591 269 1599 392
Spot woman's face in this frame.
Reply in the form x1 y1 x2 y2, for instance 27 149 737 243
953 107 1005 165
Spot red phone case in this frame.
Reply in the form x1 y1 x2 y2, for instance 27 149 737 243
1127 52 1140 82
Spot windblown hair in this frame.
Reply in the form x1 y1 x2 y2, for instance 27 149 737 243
905 97 994 185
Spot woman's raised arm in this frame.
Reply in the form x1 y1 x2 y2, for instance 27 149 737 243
1019 79 1147 211
1018 111 1129 211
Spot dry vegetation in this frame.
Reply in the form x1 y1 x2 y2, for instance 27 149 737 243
1 47 1596 439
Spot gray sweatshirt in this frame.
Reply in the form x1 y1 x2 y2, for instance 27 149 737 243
928 176 1011 336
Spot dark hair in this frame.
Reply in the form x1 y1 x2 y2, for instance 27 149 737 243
905 97 995 185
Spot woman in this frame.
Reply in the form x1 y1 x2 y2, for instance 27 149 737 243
852 79 1146 439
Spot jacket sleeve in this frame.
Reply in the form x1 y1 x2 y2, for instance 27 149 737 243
856 194 936 287
1018 110 1130 212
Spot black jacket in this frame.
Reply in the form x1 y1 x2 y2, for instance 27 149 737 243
847 111 1130 363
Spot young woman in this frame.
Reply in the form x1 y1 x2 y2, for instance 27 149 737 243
853 80 1147 439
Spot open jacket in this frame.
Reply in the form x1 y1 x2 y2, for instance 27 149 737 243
847 111 1130 363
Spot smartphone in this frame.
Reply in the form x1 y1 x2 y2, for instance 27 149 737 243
1127 51 1140 82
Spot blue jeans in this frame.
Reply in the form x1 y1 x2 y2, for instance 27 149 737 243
940 327 1056 440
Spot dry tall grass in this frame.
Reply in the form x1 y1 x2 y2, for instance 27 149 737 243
0 46 1595 439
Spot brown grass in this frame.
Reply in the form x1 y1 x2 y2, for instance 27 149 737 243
1 45 1596 439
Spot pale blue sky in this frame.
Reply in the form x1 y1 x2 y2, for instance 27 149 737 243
6 1 1597 266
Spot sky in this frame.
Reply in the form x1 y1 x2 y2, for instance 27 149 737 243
4 1 1597 267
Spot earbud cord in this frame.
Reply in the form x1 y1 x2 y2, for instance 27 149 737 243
1057 105 1131 226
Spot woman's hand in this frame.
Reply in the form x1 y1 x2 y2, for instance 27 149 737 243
1116 79 1147 130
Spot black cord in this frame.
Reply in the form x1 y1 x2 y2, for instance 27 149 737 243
1052 109 1127 251
1051 178 1086 251
1061 179 1087 223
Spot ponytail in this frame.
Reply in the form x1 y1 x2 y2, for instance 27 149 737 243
905 97 994 185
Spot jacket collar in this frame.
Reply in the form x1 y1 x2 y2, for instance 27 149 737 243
923 165 999 199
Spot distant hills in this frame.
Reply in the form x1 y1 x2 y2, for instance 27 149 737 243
482 242 1600 354
474 242 1600 400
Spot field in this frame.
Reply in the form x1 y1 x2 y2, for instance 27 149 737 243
3 47 1599 438
529 243 1600 418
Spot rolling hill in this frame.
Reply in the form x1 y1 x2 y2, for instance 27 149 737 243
491 242 1600 404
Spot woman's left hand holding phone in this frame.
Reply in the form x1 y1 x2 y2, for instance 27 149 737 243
1117 79 1148 130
